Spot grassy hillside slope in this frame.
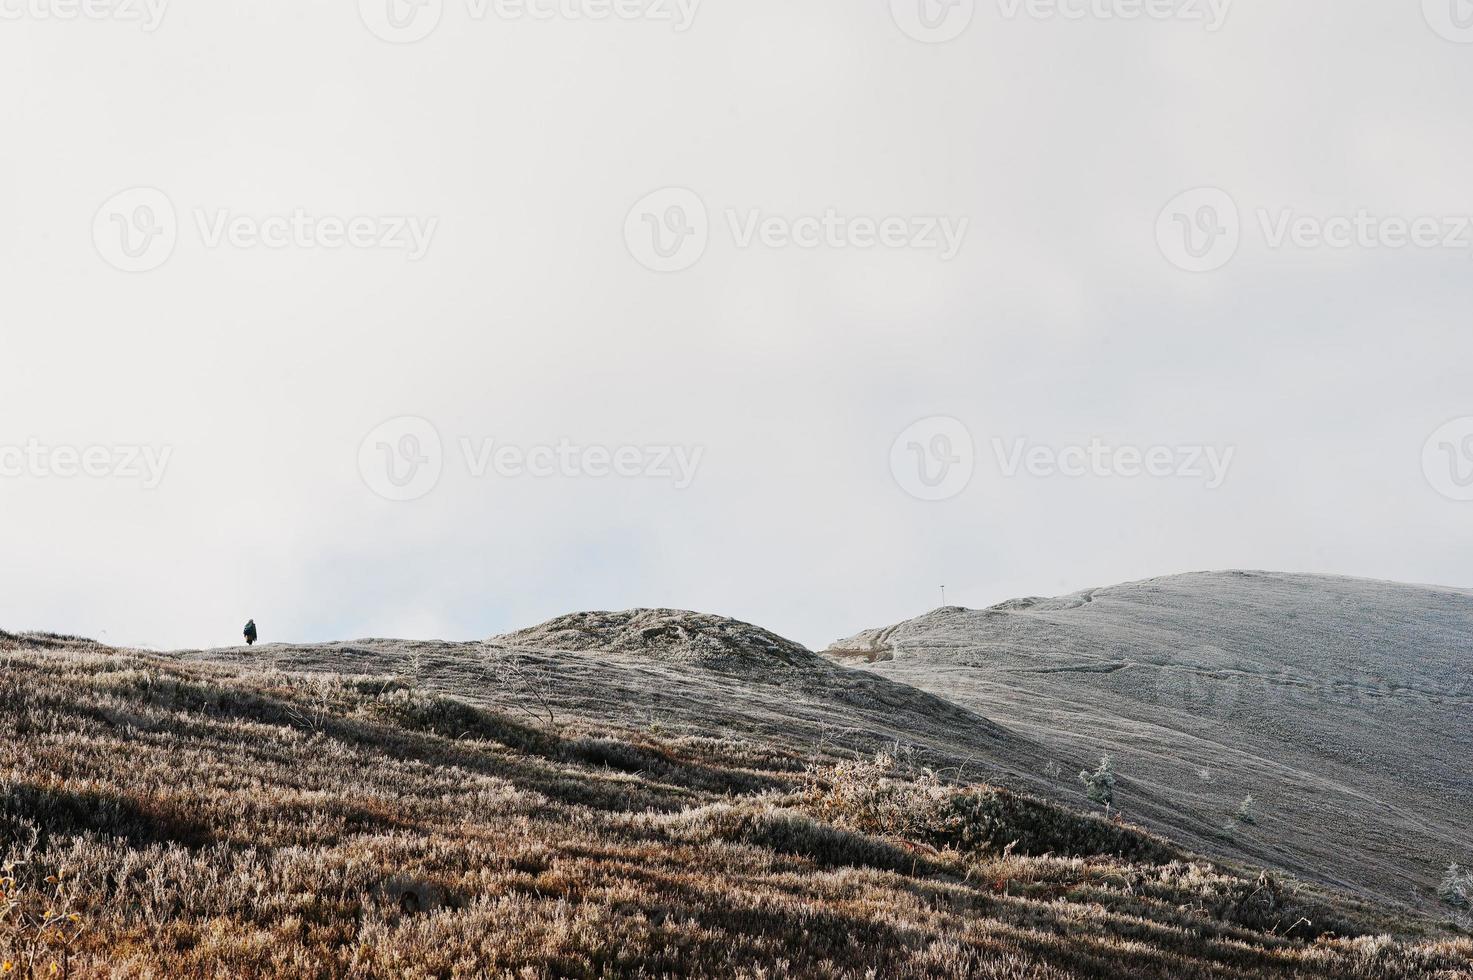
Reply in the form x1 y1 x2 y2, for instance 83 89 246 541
1 630 1470 977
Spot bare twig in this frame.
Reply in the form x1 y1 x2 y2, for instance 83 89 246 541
477 644 560 735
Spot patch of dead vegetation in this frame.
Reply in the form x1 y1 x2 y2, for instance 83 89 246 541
0 640 1467 978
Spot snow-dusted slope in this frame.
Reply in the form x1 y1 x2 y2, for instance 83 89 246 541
166 576 1471 915
177 611 1047 800
826 571 1473 913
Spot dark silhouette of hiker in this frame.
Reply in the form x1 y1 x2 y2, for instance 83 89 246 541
243 619 257 646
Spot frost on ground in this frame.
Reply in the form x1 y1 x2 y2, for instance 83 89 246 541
490 608 822 670
0 570 1470 976
826 571 1473 917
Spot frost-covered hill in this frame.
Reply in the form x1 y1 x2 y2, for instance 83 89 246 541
824 571 1473 914
5 579 1472 975
177 611 1047 795
491 608 823 670
3 623 1470 976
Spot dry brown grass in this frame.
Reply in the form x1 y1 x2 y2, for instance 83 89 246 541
0 634 1469 978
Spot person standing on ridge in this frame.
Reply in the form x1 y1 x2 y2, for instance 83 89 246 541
243 619 257 646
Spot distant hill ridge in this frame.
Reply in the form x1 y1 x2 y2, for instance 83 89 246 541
821 570 1473 914
491 608 824 671
14 570 1470 920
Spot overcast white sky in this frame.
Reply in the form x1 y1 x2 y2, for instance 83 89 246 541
3 0 1473 651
